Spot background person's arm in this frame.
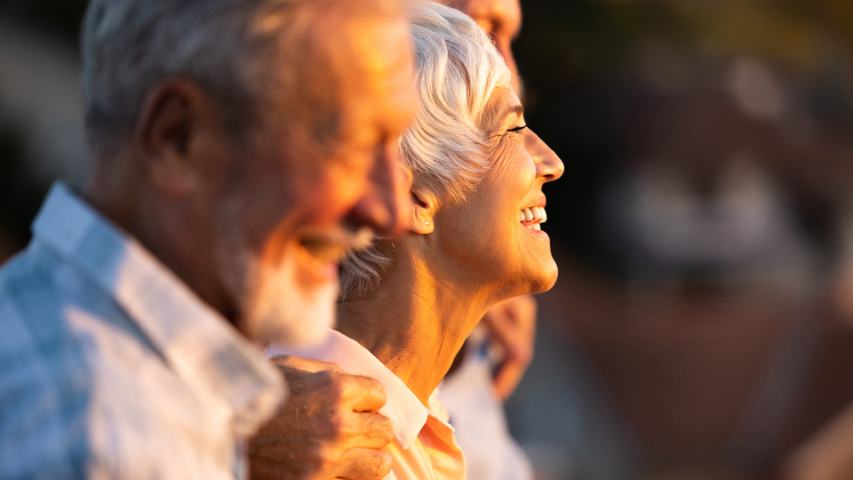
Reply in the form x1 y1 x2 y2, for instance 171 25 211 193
482 294 537 400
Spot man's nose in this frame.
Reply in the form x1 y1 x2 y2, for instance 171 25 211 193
347 144 412 237
525 129 564 182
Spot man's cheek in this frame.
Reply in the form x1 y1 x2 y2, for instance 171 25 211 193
309 178 367 223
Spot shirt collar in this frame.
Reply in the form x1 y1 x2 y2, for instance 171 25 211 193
267 330 431 449
32 182 285 437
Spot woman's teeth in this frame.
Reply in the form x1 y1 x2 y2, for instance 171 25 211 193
519 207 547 231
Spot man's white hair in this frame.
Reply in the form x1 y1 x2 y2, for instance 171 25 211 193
339 1 512 300
80 0 376 153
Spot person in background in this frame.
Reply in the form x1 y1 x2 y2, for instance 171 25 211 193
0 0 416 478
268 2 563 478
443 0 523 95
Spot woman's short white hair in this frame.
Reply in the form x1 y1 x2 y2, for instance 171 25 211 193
339 0 513 300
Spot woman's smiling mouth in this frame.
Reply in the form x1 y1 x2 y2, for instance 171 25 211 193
519 206 547 231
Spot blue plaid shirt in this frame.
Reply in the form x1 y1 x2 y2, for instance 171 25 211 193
0 183 284 479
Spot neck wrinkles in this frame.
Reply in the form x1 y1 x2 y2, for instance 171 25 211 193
336 247 495 405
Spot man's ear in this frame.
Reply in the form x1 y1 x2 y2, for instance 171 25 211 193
136 79 208 197
410 184 436 235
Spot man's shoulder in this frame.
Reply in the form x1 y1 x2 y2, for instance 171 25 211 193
0 241 130 348
0 246 69 358
0 244 73 322
0 250 97 477
0 248 88 361
0 246 129 477
0 245 94 364
0 253 155 477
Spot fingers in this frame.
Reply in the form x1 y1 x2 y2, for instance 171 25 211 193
481 295 538 400
484 300 535 365
492 356 527 401
345 412 394 450
270 355 343 374
343 374 388 412
490 329 533 400
248 356 396 480
333 448 393 480
483 296 536 346
271 356 386 413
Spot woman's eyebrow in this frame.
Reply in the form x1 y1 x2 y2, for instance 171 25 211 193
488 103 525 137
502 104 524 120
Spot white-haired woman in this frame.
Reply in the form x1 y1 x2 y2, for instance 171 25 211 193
269 2 563 477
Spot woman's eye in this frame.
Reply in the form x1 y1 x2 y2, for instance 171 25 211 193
507 124 528 134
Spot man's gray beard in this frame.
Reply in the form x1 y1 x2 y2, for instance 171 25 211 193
251 258 338 347
215 201 337 347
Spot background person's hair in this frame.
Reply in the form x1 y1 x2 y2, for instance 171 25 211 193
80 0 370 155
340 1 512 300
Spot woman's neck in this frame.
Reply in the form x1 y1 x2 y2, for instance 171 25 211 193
336 249 494 405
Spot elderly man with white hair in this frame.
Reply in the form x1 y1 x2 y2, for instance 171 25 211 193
0 0 417 478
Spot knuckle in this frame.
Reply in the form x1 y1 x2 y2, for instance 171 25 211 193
373 451 393 478
346 374 385 397
360 375 386 396
316 370 345 396
375 415 393 440
362 413 393 443
357 450 393 480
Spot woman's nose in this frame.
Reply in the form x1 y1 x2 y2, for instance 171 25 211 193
525 129 564 182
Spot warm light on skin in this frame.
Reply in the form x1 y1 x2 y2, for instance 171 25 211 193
337 86 563 404
227 4 417 344
444 3 552 403
431 86 563 300
84 0 417 347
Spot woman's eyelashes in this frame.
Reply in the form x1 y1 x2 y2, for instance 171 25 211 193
488 124 527 145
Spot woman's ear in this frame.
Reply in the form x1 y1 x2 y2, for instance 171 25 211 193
410 184 436 235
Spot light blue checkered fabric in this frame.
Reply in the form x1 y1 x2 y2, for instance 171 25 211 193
0 183 284 479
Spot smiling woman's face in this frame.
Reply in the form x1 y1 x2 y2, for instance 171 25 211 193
432 87 564 297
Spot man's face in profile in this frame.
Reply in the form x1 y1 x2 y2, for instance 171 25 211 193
443 0 523 93
201 1 416 346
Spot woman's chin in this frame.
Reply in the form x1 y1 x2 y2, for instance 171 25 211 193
515 260 559 296
533 267 559 293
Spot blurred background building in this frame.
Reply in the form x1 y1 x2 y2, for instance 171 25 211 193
4 1 853 479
